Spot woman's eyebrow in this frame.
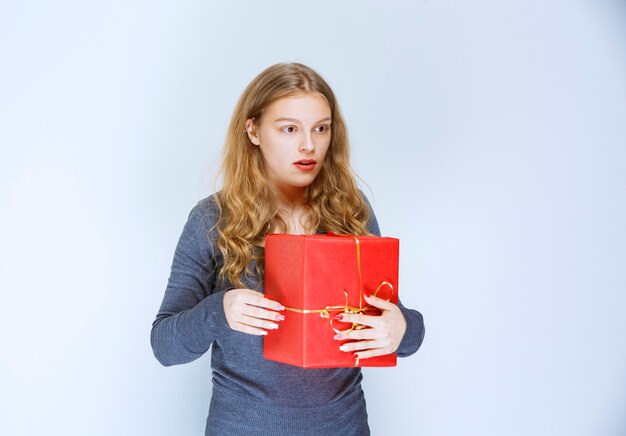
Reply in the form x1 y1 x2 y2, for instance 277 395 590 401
273 117 332 124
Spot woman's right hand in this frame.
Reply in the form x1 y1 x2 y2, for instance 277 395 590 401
223 288 285 335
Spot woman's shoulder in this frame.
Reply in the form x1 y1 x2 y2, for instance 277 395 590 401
356 189 381 236
185 192 221 231
194 192 220 211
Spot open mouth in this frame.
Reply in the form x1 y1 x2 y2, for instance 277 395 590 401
293 160 317 170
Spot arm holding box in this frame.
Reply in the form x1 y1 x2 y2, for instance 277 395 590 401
362 195 426 359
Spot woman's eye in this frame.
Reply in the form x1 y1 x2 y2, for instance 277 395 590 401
316 125 330 133
282 126 296 133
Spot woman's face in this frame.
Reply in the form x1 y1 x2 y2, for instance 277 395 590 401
246 93 332 199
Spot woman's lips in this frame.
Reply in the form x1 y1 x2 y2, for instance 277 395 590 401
293 159 317 171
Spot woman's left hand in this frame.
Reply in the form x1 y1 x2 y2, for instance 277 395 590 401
333 293 407 360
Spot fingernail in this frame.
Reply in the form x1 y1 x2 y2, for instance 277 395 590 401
260 330 268 335
333 333 342 340
277 304 285 311
340 345 348 351
351 353 359 359
269 323 279 329
364 292 371 299
276 314 285 321
333 314 343 320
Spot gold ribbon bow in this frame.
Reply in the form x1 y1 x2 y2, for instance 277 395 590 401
284 281 394 334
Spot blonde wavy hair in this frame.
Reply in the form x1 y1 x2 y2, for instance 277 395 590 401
215 62 371 288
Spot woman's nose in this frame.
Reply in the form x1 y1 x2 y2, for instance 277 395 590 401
299 134 315 152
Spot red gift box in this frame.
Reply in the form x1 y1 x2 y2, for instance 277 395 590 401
263 233 399 368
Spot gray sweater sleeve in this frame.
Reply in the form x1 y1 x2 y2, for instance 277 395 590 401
363 195 426 358
151 199 230 366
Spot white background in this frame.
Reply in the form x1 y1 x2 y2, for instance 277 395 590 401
1 1 625 435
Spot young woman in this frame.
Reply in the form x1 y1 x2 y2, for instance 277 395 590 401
151 63 425 435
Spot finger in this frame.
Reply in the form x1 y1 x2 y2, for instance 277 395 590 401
233 322 269 336
334 327 380 341
242 291 285 311
334 312 380 328
352 347 392 360
238 314 279 331
241 305 285 322
363 292 397 311
339 339 387 353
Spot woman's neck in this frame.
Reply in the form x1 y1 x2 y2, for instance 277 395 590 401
273 188 311 234
274 185 307 211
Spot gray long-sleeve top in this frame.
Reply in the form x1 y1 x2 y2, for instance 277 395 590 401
151 193 425 409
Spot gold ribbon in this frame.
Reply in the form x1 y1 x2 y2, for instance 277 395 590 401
284 281 394 334
282 235 395 366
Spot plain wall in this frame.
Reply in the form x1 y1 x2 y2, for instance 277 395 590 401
1 1 625 435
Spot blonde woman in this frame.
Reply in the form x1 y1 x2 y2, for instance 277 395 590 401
151 63 425 435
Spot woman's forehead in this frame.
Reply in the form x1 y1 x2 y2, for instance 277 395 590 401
265 93 331 122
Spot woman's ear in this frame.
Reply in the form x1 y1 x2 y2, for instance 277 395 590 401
245 118 261 145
